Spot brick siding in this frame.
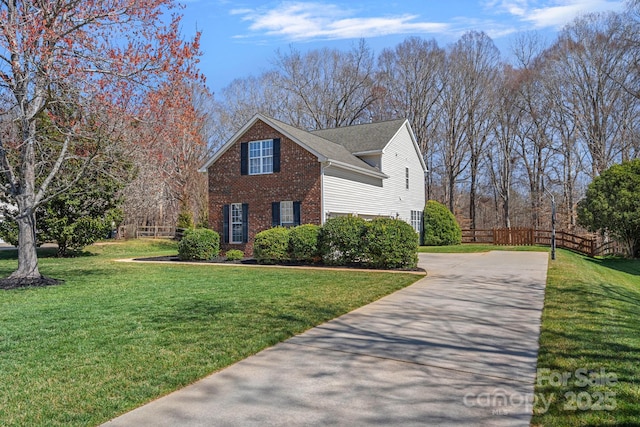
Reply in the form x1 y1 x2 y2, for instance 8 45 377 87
208 119 322 256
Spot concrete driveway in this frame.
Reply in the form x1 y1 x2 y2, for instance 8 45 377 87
103 250 549 427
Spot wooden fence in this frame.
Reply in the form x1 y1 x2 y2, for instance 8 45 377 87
118 225 176 239
462 228 626 257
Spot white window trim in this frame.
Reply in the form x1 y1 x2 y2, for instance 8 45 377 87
249 139 273 175
411 210 423 234
231 203 243 244
280 201 294 226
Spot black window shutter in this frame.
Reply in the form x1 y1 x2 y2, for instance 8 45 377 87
240 142 248 175
293 201 301 226
242 203 249 243
272 202 280 227
273 138 281 173
222 204 230 243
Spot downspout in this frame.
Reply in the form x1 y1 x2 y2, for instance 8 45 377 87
321 162 330 224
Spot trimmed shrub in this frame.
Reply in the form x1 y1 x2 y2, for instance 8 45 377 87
254 227 291 264
364 218 419 269
225 249 244 261
423 200 462 246
289 224 321 263
178 228 220 260
319 216 367 265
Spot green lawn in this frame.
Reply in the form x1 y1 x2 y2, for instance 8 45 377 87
418 243 548 253
0 240 420 427
532 250 640 426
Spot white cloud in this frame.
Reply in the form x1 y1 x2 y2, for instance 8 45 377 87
231 2 449 41
484 0 531 16
485 0 625 29
524 0 625 28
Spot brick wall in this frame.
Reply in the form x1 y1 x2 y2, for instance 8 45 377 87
208 119 322 256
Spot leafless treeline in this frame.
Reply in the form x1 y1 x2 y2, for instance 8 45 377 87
206 6 640 232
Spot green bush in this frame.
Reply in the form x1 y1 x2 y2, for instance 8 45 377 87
0 219 18 247
58 216 111 256
254 227 291 264
225 249 244 261
178 228 220 260
364 218 418 269
423 200 462 246
176 210 194 230
289 224 321 263
319 216 367 265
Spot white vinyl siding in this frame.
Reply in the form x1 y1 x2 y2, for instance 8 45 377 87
323 123 425 227
249 139 273 175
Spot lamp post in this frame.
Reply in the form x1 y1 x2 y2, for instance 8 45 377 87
545 188 556 261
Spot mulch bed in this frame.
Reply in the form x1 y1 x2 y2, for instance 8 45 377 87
0 276 64 290
133 255 425 272
135 255 258 264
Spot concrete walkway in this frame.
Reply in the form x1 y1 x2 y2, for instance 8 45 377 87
103 251 549 427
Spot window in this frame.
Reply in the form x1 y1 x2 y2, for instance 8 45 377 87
280 201 294 226
411 210 423 234
272 201 301 227
405 167 410 189
249 140 273 175
223 203 248 244
241 139 280 176
231 203 243 244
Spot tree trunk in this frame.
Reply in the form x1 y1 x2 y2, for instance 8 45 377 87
448 173 455 213
10 204 41 279
503 196 511 229
469 163 477 231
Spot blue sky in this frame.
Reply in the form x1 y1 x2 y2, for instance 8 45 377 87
178 0 626 95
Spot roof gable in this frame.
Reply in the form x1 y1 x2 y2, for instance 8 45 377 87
311 119 407 154
199 114 427 176
199 114 388 178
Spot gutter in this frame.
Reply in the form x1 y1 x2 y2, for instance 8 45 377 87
322 159 389 179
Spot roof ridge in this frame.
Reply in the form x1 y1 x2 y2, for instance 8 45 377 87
256 115 388 178
310 117 406 133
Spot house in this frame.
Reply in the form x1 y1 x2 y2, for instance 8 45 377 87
199 114 427 255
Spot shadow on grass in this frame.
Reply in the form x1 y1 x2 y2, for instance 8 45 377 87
586 256 640 276
148 299 235 325
535 271 640 425
0 247 97 260
540 282 640 380
146 239 179 250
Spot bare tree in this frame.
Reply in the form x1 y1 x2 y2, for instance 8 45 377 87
512 61 554 229
451 31 501 229
435 49 470 213
488 65 523 228
273 40 377 130
547 12 638 177
541 61 588 231
376 37 445 199
123 80 211 228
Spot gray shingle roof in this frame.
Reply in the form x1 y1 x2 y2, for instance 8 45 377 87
311 118 407 153
200 114 409 177
259 116 390 177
